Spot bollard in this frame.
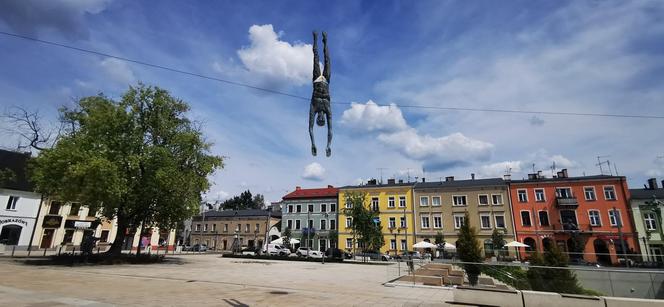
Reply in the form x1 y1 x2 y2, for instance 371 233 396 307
27 246 32 257
97 247 100 254
43 248 47 257
58 246 62 256
11 245 16 257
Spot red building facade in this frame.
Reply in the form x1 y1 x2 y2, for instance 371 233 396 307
509 170 638 265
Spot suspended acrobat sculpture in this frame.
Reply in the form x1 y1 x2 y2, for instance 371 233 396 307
309 31 332 157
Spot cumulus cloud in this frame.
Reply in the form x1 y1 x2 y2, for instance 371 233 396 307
302 162 325 181
340 100 494 171
237 24 312 87
99 58 136 85
478 151 578 178
340 101 408 133
0 0 111 40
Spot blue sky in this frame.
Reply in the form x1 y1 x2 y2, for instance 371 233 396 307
1 1 663 203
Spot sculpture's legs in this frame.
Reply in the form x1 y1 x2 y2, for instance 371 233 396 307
309 108 317 156
312 31 321 81
322 31 330 81
325 111 332 157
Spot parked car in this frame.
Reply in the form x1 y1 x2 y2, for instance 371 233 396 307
241 248 257 256
187 244 207 252
263 244 291 256
296 247 323 257
355 252 391 261
324 248 351 259
396 251 422 260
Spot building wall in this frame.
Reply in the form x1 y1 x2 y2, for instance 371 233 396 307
630 199 663 262
509 177 637 265
338 185 414 255
190 216 280 251
413 183 515 256
0 188 41 249
281 197 338 251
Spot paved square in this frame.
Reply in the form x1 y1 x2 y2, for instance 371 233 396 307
0 254 453 306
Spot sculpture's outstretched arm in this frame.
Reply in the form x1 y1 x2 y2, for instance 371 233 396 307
309 107 317 156
322 31 330 82
312 31 320 82
325 111 332 157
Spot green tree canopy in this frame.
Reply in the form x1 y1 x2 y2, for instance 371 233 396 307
491 229 505 256
343 191 384 253
527 244 587 294
30 84 223 256
219 190 266 210
456 211 483 285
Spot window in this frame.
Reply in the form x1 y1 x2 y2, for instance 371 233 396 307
538 211 550 226
390 239 397 250
609 210 621 226
69 203 81 216
308 219 314 229
517 190 528 202
478 194 489 206
584 187 596 201
296 205 302 213
346 238 353 249
371 197 379 211
288 205 293 213
535 189 545 202
295 220 301 230
399 196 406 207
321 220 327 230
388 197 395 208
345 200 352 209
235 224 240 232
556 188 572 198
495 215 506 228
321 204 327 212
345 217 352 228
224 224 228 232
492 194 503 205
255 223 260 232
432 196 441 206
245 224 250 232
86 206 96 217
100 230 110 242
212 224 217 232
400 239 407 250
433 216 442 228
604 186 616 200
204 224 208 232
400 216 407 228
454 215 465 229
521 211 532 226
644 212 657 231
589 210 601 226
388 217 396 229
419 196 429 207
5 196 18 210
480 215 491 229
196 224 201 231
330 203 336 212
330 219 336 230
308 204 314 212
453 195 467 206
63 229 74 243
49 201 61 215
421 216 430 228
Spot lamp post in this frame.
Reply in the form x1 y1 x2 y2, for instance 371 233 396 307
613 206 627 266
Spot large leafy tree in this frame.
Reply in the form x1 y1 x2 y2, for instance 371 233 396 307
220 190 266 210
456 211 483 285
30 84 223 256
491 229 505 257
343 192 384 253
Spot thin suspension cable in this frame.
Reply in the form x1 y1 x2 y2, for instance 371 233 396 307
1 30 663 120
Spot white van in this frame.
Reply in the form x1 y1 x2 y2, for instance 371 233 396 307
263 243 291 256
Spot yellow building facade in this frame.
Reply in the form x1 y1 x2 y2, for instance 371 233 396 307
338 180 415 256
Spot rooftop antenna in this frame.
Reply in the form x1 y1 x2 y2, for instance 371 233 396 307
376 168 387 184
596 155 611 175
406 168 413 183
550 161 556 177
532 163 536 173
504 166 512 175
613 163 619 176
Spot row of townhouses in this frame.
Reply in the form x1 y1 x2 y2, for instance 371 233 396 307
0 149 176 253
189 170 664 266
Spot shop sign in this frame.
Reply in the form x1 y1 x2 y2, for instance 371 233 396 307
0 218 28 226
42 215 63 228
74 221 92 229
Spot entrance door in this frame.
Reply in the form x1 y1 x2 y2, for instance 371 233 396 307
40 229 55 248
0 225 22 245
594 239 611 265
651 247 663 263
319 239 327 252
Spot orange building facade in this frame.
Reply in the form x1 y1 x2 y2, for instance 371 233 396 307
508 169 638 265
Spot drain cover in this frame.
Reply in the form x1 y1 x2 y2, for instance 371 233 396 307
269 291 289 295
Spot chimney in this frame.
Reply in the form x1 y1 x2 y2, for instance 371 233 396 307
528 173 537 180
295 186 301 190
562 169 568 178
471 173 475 180
421 177 426 183
556 171 564 178
503 174 511 181
368 179 377 185
387 178 396 185
445 176 454 182
647 178 658 190
327 185 334 188
537 170 543 178
398 179 403 183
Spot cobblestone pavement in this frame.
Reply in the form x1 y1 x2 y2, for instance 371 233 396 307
0 254 453 306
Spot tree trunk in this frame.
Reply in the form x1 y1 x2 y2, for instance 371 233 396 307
106 211 129 257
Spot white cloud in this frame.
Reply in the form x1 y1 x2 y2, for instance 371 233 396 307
237 24 312 87
340 100 408 133
478 152 578 178
479 161 523 178
302 162 325 181
99 58 136 85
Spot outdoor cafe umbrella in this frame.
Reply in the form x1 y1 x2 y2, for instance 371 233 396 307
413 241 438 249
504 241 529 260
442 242 456 250
270 237 300 245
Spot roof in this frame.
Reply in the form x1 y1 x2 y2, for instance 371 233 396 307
339 182 415 189
629 188 664 200
510 175 625 184
194 209 281 219
0 149 34 191
282 186 338 200
414 178 506 189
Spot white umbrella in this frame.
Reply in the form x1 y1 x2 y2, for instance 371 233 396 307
442 242 456 250
413 241 437 249
270 237 300 245
504 241 529 248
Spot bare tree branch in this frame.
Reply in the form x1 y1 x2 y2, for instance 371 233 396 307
2 106 60 152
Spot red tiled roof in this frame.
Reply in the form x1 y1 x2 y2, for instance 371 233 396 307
282 185 338 200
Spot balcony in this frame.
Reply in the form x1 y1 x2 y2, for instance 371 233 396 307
555 197 579 208
553 223 592 233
